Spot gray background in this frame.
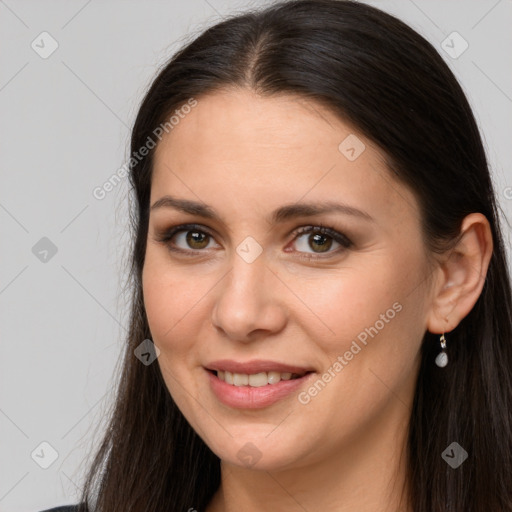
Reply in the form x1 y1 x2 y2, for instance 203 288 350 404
0 0 511 510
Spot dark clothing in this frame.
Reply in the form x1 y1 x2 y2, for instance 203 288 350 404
40 506 82 512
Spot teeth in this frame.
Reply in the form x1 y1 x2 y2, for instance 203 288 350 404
216 370 302 386
233 373 248 386
248 372 267 387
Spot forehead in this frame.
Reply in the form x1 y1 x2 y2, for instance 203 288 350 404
155 88 363 165
151 88 418 227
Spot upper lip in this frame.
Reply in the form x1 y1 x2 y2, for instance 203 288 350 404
205 359 315 375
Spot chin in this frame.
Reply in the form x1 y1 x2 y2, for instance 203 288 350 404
208 434 309 472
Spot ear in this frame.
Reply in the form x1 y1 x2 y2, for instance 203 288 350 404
426 213 493 334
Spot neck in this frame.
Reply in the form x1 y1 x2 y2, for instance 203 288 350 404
206 399 412 512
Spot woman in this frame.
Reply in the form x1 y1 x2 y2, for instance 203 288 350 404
41 0 512 510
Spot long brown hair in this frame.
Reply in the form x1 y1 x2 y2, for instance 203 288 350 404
76 1 512 510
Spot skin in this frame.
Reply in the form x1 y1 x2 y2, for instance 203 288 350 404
141 88 493 512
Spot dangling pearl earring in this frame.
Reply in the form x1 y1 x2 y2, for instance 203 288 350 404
435 333 448 367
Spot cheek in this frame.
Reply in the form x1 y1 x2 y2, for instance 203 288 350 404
142 252 217 365
142 256 191 351
141 258 207 408
294 270 424 446
297 264 405 352
300 249 426 393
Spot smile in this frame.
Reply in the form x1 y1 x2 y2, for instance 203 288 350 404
212 369 306 386
206 368 315 409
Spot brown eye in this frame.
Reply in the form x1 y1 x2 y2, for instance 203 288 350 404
156 223 352 260
304 232 333 253
291 225 352 259
183 230 210 250
155 223 219 255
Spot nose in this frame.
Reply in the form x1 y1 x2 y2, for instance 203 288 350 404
211 251 288 343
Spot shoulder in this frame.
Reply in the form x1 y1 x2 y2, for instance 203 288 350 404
39 505 83 512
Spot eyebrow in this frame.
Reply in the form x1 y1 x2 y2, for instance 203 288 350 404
150 195 374 224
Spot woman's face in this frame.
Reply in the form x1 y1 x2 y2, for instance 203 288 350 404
142 88 435 471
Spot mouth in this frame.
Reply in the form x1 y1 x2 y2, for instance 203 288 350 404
206 368 313 387
205 365 316 409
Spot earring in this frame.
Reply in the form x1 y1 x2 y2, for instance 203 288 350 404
435 333 448 367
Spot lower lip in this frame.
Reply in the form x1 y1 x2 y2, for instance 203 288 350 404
206 369 314 409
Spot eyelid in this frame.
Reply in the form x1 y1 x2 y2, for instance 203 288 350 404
293 224 352 248
154 222 353 259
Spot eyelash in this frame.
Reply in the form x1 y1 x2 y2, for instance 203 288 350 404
154 223 353 261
